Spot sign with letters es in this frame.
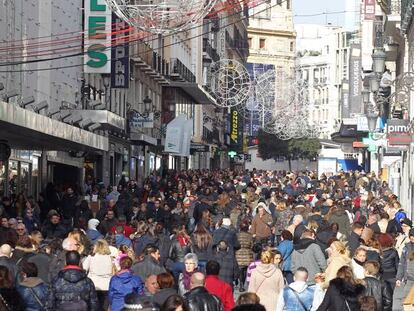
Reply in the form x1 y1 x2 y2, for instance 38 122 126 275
111 13 129 88
84 0 111 73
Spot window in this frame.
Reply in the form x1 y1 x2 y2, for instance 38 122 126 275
277 0 282 5
286 0 290 9
259 38 266 49
290 41 294 52
248 37 252 48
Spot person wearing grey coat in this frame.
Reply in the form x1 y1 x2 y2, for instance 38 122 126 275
393 238 414 310
291 235 327 285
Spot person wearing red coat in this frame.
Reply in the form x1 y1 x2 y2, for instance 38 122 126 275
205 260 235 311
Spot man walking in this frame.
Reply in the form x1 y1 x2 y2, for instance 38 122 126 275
47 251 98 311
184 272 223 311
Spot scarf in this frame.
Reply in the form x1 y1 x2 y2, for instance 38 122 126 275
177 235 189 247
353 258 365 267
183 268 198 290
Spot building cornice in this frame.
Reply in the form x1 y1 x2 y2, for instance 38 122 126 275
248 27 296 38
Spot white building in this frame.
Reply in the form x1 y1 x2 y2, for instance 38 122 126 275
296 24 350 139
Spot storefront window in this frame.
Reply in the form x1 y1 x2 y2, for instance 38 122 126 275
8 160 18 195
0 161 5 197
20 163 30 196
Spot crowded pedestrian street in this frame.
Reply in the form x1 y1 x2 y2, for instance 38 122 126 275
1 0 414 310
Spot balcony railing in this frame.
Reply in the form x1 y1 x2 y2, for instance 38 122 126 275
401 0 414 32
203 38 220 62
132 40 169 76
169 58 196 83
225 29 249 60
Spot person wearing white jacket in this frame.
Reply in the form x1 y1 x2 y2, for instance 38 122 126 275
83 239 113 310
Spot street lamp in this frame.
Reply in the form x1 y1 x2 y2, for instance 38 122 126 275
362 87 371 105
143 95 152 114
366 108 379 132
369 73 380 93
372 48 387 75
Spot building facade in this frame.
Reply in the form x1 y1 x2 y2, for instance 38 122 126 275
296 24 351 139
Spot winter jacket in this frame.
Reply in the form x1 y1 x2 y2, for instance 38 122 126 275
152 287 177 306
248 263 284 311
328 209 351 238
291 238 327 284
82 254 113 291
41 222 67 240
397 242 414 282
235 231 254 267
395 233 410 258
131 255 166 280
250 212 273 240
28 252 52 284
212 250 240 286
348 231 362 255
184 286 223 311
275 281 315 311
317 277 365 311
352 258 365 279
16 277 49 311
132 233 157 257
205 275 235 311
47 266 98 311
0 256 17 279
191 240 214 263
363 276 392 311
323 255 351 288
381 247 399 281
86 229 103 245
278 239 293 272
275 209 295 234
168 239 193 263
108 270 144 311
0 288 25 310
115 233 132 248
212 226 240 250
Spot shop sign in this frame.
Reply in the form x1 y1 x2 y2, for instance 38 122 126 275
84 0 111 73
387 119 411 145
129 112 154 129
230 107 242 150
190 144 209 153
364 0 375 20
347 44 362 117
111 13 129 88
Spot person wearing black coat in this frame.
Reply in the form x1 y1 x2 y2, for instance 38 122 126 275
317 266 365 311
381 246 399 292
362 260 392 311
348 222 364 256
184 272 223 311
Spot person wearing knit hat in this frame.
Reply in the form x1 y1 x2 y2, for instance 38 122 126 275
86 219 103 245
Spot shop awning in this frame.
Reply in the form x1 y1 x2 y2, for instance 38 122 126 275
0 100 108 152
168 82 217 105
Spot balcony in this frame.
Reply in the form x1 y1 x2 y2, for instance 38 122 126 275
169 58 196 83
401 0 413 33
131 40 169 84
225 29 249 60
203 38 220 63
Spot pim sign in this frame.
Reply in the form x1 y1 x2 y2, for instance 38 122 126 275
387 119 411 145
84 0 111 73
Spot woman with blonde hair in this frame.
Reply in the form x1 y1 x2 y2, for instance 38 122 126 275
248 250 284 311
82 239 113 309
323 241 352 288
68 229 90 256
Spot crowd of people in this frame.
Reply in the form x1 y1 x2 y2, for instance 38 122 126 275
0 169 412 310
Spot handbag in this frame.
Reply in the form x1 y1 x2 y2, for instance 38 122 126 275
288 287 309 311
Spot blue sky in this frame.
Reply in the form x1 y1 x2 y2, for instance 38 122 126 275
293 0 346 26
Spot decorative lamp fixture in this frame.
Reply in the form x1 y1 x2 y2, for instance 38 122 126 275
102 74 111 88
362 87 371 104
366 108 379 132
369 73 380 93
143 95 152 113
372 48 386 75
